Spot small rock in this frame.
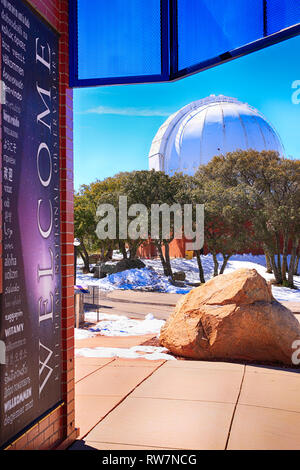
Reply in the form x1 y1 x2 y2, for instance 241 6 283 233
173 271 186 281
114 258 146 273
93 263 116 278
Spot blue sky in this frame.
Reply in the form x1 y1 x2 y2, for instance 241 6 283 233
74 34 300 190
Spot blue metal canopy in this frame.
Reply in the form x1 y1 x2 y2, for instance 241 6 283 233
69 0 300 87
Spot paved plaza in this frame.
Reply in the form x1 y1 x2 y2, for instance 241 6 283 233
71 293 300 450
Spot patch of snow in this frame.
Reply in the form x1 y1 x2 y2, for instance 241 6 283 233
85 311 129 323
113 250 126 260
75 345 176 361
76 266 189 294
75 328 96 340
88 313 165 337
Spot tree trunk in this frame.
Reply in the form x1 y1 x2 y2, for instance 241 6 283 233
265 253 272 273
263 243 273 273
104 247 113 261
129 242 138 259
163 241 173 278
156 243 172 277
269 252 283 285
78 242 90 273
195 250 205 284
275 234 282 281
288 238 299 288
212 252 219 277
281 233 288 281
219 254 230 275
119 241 128 259
294 253 300 275
157 243 168 276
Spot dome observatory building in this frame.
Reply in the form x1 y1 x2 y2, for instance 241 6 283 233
149 95 284 175
142 95 285 259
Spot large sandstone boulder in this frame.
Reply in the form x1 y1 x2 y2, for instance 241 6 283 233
160 268 300 365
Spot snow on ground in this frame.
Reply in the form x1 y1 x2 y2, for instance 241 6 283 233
75 311 165 342
75 312 169 359
76 253 300 302
75 328 96 340
84 313 165 337
75 345 176 361
76 266 189 294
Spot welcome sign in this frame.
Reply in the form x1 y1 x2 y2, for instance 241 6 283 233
0 0 61 448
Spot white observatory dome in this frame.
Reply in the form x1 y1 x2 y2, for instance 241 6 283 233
149 95 284 175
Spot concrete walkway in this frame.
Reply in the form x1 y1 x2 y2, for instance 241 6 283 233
71 353 300 450
70 298 300 450
84 290 177 321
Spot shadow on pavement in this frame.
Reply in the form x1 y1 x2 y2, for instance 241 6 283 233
68 440 98 451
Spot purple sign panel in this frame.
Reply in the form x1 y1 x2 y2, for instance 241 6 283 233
0 0 61 447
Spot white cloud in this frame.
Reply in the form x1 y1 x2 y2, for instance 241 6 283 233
80 105 172 117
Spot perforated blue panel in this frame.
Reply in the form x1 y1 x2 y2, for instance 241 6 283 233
78 0 161 79
266 0 300 35
69 0 300 86
177 0 264 71
70 0 169 86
